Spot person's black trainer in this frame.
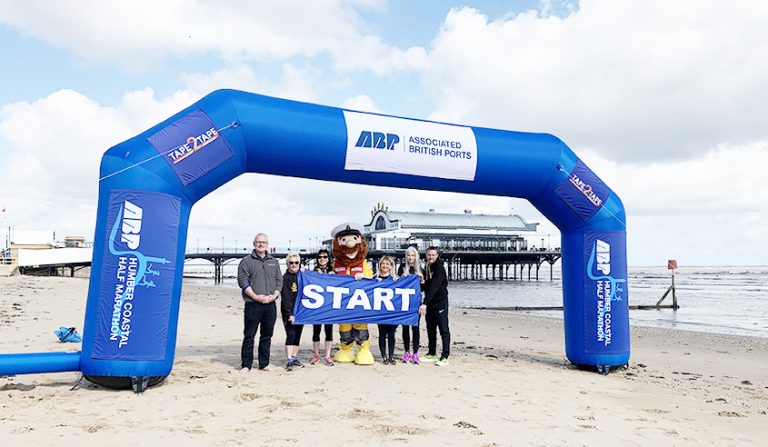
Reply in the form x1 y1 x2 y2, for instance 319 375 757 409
286 361 294 371
292 358 304 368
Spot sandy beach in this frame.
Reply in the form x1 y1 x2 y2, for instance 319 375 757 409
1 275 766 446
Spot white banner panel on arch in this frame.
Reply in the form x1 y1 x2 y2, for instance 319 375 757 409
343 111 478 181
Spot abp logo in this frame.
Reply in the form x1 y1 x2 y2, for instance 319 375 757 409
354 131 400 150
596 239 610 275
120 200 143 250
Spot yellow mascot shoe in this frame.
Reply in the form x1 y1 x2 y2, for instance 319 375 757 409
334 342 356 363
354 341 375 365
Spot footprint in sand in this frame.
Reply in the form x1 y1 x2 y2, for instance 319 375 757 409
0 383 35 392
453 421 477 429
370 424 428 436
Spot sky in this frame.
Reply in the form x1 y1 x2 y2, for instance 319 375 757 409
0 0 766 267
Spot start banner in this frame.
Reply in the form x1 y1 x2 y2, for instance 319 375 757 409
293 271 421 326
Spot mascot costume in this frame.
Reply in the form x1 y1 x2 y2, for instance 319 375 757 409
331 223 375 365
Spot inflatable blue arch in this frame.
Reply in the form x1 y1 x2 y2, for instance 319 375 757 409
0 90 629 390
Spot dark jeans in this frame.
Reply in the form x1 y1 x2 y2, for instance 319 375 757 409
426 300 450 359
241 301 276 370
378 324 397 358
402 315 421 353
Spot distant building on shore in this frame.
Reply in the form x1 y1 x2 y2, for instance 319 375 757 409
363 203 538 252
63 235 91 248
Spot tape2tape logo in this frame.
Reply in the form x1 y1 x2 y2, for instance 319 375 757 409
568 172 604 207
167 127 220 165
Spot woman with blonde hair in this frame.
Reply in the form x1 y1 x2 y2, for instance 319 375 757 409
280 253 304 371
376 255 398 365
397 246 424 364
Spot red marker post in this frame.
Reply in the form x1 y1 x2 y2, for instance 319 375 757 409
657 259 679 309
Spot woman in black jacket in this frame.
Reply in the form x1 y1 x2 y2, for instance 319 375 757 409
310 249 335 366
281 253 304 371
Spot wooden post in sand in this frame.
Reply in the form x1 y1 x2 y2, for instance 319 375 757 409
656 259 680 309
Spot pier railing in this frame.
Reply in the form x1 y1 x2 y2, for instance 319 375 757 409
183 248 563 284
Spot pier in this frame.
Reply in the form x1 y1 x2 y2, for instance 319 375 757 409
184 248 562 284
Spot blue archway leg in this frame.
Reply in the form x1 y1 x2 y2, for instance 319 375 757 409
562 229 630 367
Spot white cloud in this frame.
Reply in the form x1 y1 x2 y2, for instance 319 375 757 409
1 90 126 197
580 141 768 216
178 65 269 98
423 2 768 162
0 88 198 236
0 0 423 76
179 64 320 102
271 64 321 103
341 94 381 113
578 141 768 266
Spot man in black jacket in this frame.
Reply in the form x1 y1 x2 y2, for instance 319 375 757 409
420 246 451 366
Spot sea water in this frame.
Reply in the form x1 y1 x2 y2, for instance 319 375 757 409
184 263 768 339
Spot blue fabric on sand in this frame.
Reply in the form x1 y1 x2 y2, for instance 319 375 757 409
54 327 82 343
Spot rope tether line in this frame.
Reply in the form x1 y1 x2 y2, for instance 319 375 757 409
98 121 239 182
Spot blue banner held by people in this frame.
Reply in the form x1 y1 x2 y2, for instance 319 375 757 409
294 271 421 326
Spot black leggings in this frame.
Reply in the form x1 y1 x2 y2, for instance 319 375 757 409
378 324 396 358
283 316 304 346
312 324 333 342
402 315 421 353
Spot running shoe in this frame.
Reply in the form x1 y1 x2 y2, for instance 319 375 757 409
403 351 412 363
286 361 293 371
422 354 438 363
381 356 390 365
388 357 397 365
323 356 335 366
292 358 304 368
435 357 449 367
412 353 421 364
310 353 321 365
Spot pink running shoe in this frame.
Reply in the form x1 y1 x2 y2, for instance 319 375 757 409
403 352 412 363
412 353 420 364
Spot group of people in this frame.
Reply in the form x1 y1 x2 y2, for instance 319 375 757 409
236 232 451 372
